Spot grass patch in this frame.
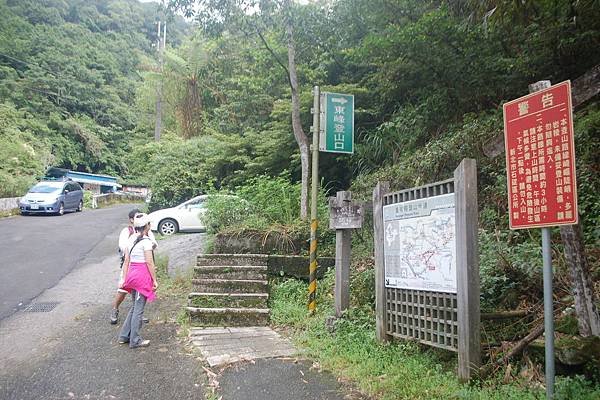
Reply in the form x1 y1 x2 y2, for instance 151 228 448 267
155 254 192 300
155 232 183 242
270 271 600 400
202 234 216 253
153 254 192 333
0 208 19 218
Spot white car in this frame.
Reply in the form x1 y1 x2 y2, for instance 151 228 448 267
148 195 209 235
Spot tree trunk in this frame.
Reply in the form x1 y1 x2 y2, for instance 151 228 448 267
561 224 600 336
284 1 309 220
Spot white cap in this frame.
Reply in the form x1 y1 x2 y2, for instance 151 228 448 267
133 213 151 228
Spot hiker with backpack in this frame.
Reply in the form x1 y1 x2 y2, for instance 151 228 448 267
117 213 158 348
110 208 157 324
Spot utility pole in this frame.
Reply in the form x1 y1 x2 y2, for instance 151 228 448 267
154 4 167 141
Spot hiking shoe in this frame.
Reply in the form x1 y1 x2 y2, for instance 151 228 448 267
132 340 150 348
110 308 119 325
118 339 129 344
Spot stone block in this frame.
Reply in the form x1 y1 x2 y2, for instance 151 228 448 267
188 292 268 309
192 278 268 294
188 307 270 327
194 265 268 280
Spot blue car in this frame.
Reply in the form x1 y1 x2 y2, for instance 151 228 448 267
19 180 84 216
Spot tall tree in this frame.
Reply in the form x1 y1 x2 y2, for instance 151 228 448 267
282 0 309 220
163 37 211 138
170 0 311 219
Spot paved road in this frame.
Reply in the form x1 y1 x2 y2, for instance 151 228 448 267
0 220 206 400
219 358 363 400
0 307 204 400
0 205 136 320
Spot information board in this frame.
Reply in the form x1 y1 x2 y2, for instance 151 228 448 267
383 194 457 293
503 81 578 229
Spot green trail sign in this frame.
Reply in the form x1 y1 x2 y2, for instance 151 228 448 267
319 92 354 154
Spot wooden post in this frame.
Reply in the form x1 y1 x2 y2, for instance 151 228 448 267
454 159 481 381
334 191 352 317
335 229 351 316
329 191 362 317
373 181 390 342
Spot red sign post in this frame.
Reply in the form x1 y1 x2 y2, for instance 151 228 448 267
503 81 578 229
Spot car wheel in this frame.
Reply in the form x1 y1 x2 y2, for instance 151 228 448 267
158 218 178 235
20 211 29 216
76 200 83 212
57 202 65 216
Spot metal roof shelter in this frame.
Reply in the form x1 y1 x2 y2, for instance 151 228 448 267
45 168 119 193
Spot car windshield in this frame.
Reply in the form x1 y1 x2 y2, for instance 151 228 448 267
29 184 62 194
180 197 204 207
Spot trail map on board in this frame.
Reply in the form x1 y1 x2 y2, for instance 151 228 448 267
383 194 457 293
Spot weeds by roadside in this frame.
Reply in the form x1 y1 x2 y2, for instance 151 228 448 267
270 271 600 400
0 208 18 218
152 254 191 334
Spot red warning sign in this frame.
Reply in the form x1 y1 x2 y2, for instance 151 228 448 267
503 81 578 229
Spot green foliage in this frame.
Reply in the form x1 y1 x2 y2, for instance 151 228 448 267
82 190 93 209
478 229 545 311
350 267 375 309
200 174 335 255
0 0 187 196
269 273 600 399
554 375 600 400
128 130 263 210
0 103 50 196
155 253 192 300
143 137 216 211
572 105 600 244
235 175 302 228
269 276 309 328
201 194 249 234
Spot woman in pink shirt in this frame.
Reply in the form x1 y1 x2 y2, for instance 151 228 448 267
118 213 158 348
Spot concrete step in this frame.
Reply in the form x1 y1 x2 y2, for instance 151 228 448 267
194 265 268 280
192 278 268 294
187 307 270 327
188 292 269 309
197 254 268 267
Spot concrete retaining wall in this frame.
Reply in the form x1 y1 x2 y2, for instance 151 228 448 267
0 197 20 212
91 193 146 208
267 255 335 280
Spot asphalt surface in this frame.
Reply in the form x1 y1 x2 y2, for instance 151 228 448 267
0 307 204 400
0 205 136 320
218 358 355 400
154 233 205 277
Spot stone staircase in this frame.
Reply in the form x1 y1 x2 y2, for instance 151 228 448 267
187 254 270 327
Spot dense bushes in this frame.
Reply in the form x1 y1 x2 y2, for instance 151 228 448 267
0 0 188 197
0 104 51 197
200 174 335 255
